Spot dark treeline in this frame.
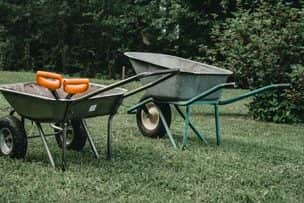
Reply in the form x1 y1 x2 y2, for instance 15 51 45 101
0 0 301 76
0 0 303 122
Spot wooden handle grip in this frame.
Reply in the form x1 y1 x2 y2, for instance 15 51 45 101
63 78 90 94
36 71 63 90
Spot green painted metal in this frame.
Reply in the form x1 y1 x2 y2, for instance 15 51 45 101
218 83 290 105
182 83 235 106
214 104 221 145
128 82 291 148
174 105 208 145
157 105 177 149
182 106 191 149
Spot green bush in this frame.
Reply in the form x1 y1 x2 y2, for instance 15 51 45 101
211 3 304 123
285 65 304 121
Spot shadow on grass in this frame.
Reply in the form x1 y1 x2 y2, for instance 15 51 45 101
24 142 167 171
16 131 304 172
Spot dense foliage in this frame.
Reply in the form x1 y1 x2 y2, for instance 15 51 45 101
211 3 304 122
0 0 286 76
0 0 303 122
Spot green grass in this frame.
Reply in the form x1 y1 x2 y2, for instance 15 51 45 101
0 71 303 202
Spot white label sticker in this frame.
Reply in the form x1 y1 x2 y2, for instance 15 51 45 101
89 104 97 112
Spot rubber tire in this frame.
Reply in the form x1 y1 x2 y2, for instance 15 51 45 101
55 119 87 151
136 101 171 138
0 115 27 159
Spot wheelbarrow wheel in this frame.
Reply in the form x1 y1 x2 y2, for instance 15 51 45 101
55 119 87 151
0 115 27 158
136 101 171 138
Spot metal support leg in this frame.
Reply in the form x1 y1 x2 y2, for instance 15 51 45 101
107 115 114 159
182 106 191 149
62 122 67 171
156 106 177 149
81 119 99 159
214 104 221 145
174 105 208 145
36 122 55 168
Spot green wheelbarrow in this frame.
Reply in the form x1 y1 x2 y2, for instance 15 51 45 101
125 52 290 148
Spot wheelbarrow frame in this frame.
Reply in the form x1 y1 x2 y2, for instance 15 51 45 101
0 69 179 170
128 83 290 148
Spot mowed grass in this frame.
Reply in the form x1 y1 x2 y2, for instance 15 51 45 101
0 71 303 202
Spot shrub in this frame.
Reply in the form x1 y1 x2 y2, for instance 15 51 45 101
211 3 304 123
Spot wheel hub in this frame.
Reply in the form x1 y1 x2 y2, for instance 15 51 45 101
64 125 74 145
141 103 160 130
0 128 13 155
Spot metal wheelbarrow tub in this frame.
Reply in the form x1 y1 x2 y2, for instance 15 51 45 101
0 82 127 123
0 69 178 170
125 52 232 101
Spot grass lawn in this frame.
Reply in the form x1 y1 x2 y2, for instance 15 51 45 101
0 71 303 202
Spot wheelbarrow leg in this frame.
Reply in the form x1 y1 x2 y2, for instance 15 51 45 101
156 105 177 149
174 105 208 145
81 120 99 159
214 104 221 145
182 106 191 150
36 122 55 169
62 122 67 171
106 114 114 160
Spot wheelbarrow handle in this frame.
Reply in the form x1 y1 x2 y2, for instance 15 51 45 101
123 69 180 98
183 82 236 106
218 83 291 105
75 69 179 101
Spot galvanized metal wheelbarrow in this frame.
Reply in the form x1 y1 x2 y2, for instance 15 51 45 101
125 52 290 148
0 69 178 169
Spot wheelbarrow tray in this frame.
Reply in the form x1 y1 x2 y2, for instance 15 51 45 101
0 82 127 123
125 52 232 101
